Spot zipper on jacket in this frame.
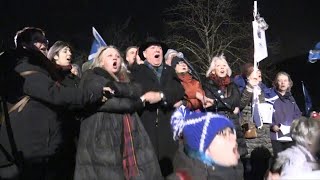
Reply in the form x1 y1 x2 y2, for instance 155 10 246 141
156 108 159 127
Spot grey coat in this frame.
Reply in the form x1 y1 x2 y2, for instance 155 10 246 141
239 84 273 156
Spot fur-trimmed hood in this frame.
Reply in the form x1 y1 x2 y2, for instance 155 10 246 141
273 145 320 177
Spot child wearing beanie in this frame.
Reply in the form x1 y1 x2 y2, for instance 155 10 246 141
170 105 243 180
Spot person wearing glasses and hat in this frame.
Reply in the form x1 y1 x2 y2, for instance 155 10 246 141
131 37 185 176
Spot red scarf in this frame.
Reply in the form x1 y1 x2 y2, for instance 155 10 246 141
209 74 231 90
178 73 193 82
122 113 139 179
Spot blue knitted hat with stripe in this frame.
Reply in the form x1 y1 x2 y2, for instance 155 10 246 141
171 106 235 152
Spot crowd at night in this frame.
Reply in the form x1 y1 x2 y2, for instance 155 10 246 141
1 0 320 180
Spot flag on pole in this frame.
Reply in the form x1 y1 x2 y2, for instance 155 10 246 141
253 1 268 69
252 21 268 63
88 27 107 61
302 81 312 115
251 1 269 128
308 42 320 63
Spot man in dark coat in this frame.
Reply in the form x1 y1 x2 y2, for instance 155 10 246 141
0 27 104 180
131 37 184 176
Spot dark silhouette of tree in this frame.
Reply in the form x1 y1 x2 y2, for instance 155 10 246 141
165 0 252 75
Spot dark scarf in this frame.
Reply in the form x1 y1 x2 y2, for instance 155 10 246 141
276 91 294 102
209 74 231 90
55 64 72 82
144 60 163 82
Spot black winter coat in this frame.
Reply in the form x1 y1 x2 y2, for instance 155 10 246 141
131 64 184 175
204 79 248 157
74 68 162 180
56 68 81 179
0 48 102 165
173 145 244 180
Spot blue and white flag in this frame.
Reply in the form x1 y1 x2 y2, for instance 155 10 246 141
308 42 320 63
88 27 107 61
302 81 312 115
252 1 268 68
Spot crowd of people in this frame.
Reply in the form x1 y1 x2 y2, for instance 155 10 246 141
0 26 319 180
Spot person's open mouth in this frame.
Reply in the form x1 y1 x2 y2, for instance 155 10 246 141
112 61 118 68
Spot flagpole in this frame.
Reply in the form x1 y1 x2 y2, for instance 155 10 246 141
253 1 258 71
252 1 268 70
301 81 313 115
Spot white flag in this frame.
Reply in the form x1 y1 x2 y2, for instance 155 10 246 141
253 20 268 63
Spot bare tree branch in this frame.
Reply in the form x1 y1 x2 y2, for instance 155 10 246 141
164 0 252 75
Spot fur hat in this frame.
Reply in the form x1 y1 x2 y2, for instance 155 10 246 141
171 106 235 152
138 37 168 60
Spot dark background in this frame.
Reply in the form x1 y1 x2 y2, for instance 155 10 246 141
1 0 320 112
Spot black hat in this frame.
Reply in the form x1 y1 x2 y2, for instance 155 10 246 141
171 56 185 68
138 37 168 60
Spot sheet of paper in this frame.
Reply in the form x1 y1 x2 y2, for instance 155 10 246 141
276 133 292 141
257 103 273 124
280 124 291 135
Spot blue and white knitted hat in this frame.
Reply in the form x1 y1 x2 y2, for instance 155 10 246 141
171 106 235 152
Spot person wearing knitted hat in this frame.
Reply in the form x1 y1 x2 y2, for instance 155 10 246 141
164 49 178 66
164 49 184 66
170 105 243 180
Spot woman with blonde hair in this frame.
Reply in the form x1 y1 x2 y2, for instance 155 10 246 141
74 46 162 180
203 54 248 158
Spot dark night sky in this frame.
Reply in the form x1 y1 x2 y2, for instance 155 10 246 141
0 0 172 51
1 0 320 60
1 0 320 110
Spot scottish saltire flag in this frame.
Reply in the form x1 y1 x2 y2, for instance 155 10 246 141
302 81 312 115
308 42 320 63
88 27 107 61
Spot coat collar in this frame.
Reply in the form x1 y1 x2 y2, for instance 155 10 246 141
140 63 172 84
93 67 116 80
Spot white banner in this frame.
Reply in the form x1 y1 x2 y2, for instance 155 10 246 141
253 20 268 63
